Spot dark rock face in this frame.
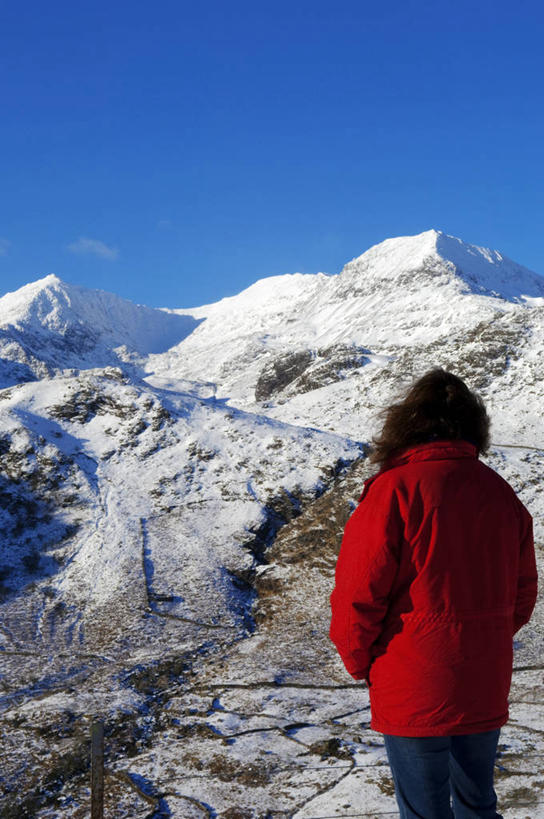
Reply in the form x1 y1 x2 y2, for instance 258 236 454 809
296 344 370 395
255 350 314 401
255 344 370 402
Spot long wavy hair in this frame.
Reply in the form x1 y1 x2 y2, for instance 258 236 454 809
371 369 490 467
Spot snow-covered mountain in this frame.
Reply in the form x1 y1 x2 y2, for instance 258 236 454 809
0 273 199 386
1 230 543 817
147 229 544 442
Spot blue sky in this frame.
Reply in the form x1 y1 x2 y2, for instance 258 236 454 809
1 0 544 308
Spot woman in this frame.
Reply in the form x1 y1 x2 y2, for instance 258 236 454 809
330 369 537 819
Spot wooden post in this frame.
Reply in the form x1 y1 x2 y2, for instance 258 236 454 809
91 720 104 819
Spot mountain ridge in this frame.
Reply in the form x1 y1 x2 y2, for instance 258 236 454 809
3 230 543 325
2 229 543 415
143 230 543 410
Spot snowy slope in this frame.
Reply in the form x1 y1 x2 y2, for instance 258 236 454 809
0 368 360 632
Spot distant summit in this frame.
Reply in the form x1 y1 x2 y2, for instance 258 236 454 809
0 274 199 352
0 275 199 386
340 230 544 302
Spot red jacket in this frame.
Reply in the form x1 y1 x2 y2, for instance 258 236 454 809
330 440 537 737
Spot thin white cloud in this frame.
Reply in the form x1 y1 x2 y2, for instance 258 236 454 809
67 237 119 260
0 238 11 256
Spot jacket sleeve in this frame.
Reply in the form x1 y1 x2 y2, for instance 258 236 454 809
329 480 402 680
513 503 538 634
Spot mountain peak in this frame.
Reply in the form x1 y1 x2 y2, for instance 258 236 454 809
0 275 201 384
33 273 63 287
340 230 544 302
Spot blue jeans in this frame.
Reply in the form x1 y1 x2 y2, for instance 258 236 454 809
383 730 502 818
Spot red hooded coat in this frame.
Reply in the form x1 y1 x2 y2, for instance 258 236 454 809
329 440 537 737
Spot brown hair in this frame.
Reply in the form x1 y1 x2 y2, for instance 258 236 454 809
371 369 490 467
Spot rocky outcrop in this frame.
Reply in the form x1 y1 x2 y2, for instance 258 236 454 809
255 344 370 402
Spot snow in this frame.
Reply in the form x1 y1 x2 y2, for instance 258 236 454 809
0 229 542 817
0 274 199 372
340 229 544 301
140 231 544 419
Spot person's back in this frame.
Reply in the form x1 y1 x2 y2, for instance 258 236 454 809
342 440 535 736
329 369 537 818
392 452 525 615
